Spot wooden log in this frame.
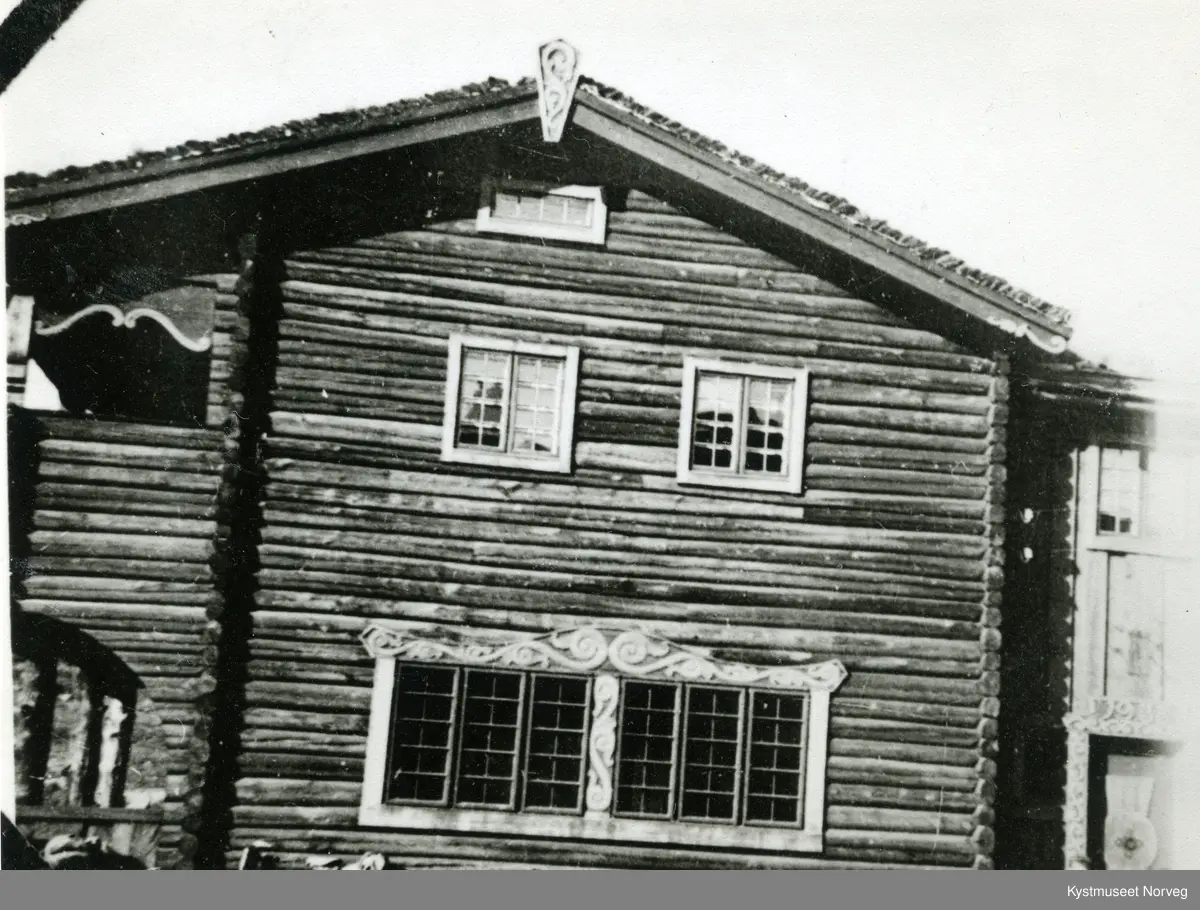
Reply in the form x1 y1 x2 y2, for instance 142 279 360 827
234 777 361 805
248 605 983 661
37 418 222 449
283 252 952 350
260 454 990 541
279 285 993 373
826 784 981 813
25 555 216 583
259 525 983 600
826 806 976 836
32 512 218 538
825 829 975 855
240 709 369 736
38 440 226 470
29 531 216 562
32 484 219 519
354 229 846 296
34 463 221 493
225 829 937 869
829 739 980 767
254 549 986 621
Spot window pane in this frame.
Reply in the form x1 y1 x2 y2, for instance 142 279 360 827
386 665 459 804
744 691 807 825
679 687 743 822
455 670 523 807
524 675 590 812
1098 448 1142 536
564 196 593 227
458 349 511 450
511 355 564 455
692 373 741 473
615 682 680 818
744 378 791 475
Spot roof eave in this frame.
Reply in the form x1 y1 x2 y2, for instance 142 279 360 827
4 85 541 225
573 90 1071 348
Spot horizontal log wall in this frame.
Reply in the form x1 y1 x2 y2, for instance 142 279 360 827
239 187 1004 868
11 270 239 868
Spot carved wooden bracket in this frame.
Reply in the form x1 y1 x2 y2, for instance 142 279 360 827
35 303 213 352
986 314 1068 354
536 39 580 142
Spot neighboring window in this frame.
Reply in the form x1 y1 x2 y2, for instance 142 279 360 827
359 625 846 854
441 335 580 473
1096 447 1143 537
677 358 810 493
476 178 607 245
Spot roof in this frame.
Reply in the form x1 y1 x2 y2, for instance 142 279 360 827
5 71 1073 341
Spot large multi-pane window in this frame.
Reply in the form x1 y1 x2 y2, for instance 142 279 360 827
361 626 843 854
441 335 579 473
677 358 810 493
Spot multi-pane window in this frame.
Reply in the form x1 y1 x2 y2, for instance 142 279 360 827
383 665 813 833
384 664 591 814
677 358 810 493
1096 447 1143 536
476 179 607 245
442 335 580 473
614 682 809 829
360 625 844 855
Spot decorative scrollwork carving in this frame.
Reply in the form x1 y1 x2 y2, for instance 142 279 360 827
536 39 580 143
985 315 1069 354
360 624 847 693
1071 698 1181 741
6 211 49 227
34 304 213 352
585 674 619 814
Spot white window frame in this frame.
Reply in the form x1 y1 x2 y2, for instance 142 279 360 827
441 334 580 474
475 178 608 245
358 624 846 855
1078 445 1149 554
676 358 810 494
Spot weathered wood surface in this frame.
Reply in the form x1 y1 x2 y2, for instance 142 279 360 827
222 189 1006 868
9 274 236 870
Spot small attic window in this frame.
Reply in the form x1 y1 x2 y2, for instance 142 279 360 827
476 178 607 245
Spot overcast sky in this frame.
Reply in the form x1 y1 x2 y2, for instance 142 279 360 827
2 0 1198 381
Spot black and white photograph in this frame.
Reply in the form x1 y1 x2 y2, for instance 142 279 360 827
1 0 1198 879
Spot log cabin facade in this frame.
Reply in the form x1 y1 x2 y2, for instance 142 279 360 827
5 43 1195 870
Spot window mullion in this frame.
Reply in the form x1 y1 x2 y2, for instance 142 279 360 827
741 689 756 826
511 672 529 810
735 377 750 477
501 354 516 454
670 683 684 821
733 688 748 826
444 667 463 808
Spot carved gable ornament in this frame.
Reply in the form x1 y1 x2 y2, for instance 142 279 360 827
536 39 581 143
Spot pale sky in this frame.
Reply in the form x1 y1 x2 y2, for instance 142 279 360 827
2 0 1199 381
